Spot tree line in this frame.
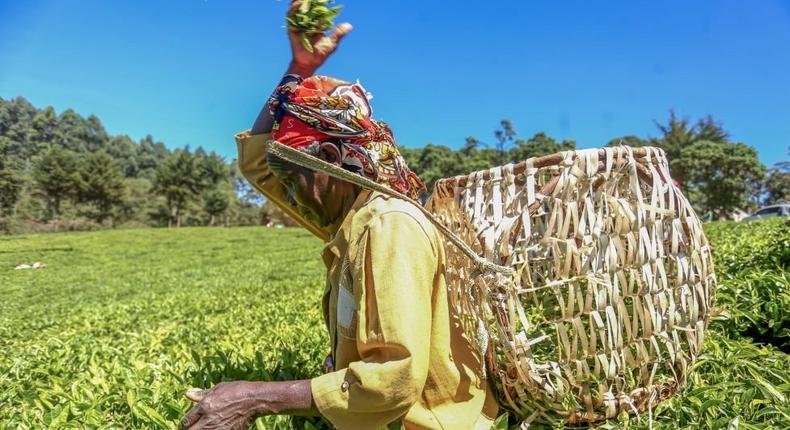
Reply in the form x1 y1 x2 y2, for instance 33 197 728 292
0 96 264 233
401 114 788 220
1 96 788 234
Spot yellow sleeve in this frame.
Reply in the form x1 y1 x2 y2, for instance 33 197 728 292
311 211 437 430
235 130 330 241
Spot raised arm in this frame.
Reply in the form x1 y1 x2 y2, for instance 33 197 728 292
250 0 352 134
180 2 352 429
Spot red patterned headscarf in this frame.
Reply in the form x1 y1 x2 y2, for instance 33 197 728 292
269 76 425 200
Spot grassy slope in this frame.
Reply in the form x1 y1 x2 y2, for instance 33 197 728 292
0 222 788 429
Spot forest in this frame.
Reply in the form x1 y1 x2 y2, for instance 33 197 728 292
0 96 788 234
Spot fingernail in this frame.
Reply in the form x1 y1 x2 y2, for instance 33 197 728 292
186 388 203 397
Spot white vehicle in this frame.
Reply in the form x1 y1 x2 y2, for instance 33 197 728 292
741 204 790 221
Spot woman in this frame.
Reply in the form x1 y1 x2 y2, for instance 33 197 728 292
180 2 498 429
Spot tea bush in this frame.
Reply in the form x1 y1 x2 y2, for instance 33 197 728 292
1 220 788 429
705 218 790 351
0 228 329 429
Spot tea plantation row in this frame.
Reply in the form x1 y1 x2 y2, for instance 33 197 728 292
0 220 787 429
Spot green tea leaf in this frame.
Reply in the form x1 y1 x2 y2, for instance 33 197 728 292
299 0 311 14
492 413 509 430
301 35 314 53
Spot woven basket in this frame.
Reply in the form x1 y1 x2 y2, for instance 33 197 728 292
428 146 716 425
265 141 716 425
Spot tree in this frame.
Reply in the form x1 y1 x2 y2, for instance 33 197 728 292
116 177 156 225
411 122 578 194
0 140 24 216
650 111 730 184
493 119 517 165
230 160 263 207
0 97 37 165
694 115 730 143
152 149 204 227
75 150 126 223
51 110 109 153
54 109 88 152
763 146 790 205
203 188 230 226
137 135 169 179
461 136 480 157
199 152 229 188
1 97 258 230
32 146 80 218
606 135 646 148
650 111 697 163
509 132 576 161
673 140 765 219
31 106 58 148
107 135 140 177
411 144 470 192
83 115 109 152
764 166 790 205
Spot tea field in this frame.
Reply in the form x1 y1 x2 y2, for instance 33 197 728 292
1 220 788 429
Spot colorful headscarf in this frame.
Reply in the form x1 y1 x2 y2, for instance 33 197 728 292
269 75 425 200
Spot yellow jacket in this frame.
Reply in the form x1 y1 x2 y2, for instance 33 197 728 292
236 131 499 429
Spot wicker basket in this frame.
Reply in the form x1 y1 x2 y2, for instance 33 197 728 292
428 146 716 425
266 141 717 425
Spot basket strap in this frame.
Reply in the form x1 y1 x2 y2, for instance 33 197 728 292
265 140 514 275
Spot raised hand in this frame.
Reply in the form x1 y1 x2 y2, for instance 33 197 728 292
286 0 352 77
250 0 352 133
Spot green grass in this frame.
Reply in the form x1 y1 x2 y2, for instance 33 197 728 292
1 221 789 429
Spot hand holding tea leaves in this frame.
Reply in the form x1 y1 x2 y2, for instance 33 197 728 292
249 0 350 134
286 0 351 77
288 0 343 53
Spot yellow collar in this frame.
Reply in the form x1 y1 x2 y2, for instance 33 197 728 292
321 189 375 264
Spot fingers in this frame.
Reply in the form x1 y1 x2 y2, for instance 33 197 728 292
231 418 253 430
288 0 302 18
185 388 210 402
180 405 202 430
328 22 353 45
186 418 249 430
286 0 303 33
186 419 204 430
314 23 352 55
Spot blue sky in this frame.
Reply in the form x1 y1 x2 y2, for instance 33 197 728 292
1 0 789 166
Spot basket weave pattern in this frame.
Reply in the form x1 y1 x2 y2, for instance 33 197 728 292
430 146 717 424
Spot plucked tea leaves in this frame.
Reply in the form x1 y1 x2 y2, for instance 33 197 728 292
287 0 342 53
